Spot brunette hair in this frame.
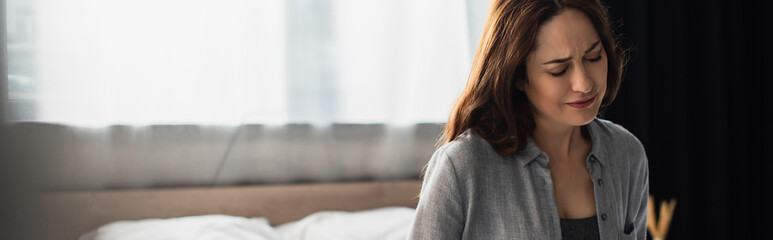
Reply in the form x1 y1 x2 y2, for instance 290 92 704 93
439 0 629 156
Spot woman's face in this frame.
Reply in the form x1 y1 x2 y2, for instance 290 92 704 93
521 8 607 128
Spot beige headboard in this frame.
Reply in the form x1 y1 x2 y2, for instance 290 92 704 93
44 179 422 240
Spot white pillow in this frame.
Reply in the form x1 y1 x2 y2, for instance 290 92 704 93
274 206 416 240
79 207 416 240
79 214 279 240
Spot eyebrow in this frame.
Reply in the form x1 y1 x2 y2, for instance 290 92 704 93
542 40 601 65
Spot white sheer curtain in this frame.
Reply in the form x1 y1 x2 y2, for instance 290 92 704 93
6 0 490 126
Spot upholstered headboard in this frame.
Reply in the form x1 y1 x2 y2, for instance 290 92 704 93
3 123 439 239
7 122 442 191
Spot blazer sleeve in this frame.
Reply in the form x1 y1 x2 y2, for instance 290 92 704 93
407 147 466 240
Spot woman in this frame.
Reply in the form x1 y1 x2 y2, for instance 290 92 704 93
408 0 647 239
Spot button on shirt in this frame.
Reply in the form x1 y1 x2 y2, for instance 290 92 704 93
408 118 649 239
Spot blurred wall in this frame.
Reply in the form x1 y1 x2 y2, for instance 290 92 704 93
1 0 6 121
2 0 47 236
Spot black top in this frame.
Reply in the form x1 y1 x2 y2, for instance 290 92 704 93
560 215 601 240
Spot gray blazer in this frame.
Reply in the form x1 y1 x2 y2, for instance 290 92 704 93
407 118 649 239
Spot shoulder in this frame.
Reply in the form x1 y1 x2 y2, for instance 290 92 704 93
590 118 645 154
431 129 506 174
439 129 497 157
589 118 648 169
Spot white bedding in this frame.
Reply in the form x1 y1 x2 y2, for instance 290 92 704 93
79 206 416 240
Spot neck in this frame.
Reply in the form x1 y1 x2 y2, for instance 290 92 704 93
531 116 587 161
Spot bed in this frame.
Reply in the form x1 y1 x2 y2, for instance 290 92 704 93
44 179 422 240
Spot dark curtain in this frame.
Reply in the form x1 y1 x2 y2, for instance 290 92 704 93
604 0 773 239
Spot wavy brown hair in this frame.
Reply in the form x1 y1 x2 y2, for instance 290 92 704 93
439 0 629 156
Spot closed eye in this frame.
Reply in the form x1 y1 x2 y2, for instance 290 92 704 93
588 54 602 63
550 69 567 77
549 55 603 77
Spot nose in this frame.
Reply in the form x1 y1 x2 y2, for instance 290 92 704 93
571 65 593 94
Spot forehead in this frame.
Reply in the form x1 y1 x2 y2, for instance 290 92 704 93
532 9 600 58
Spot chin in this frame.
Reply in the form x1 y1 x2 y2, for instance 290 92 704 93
563 108 599 126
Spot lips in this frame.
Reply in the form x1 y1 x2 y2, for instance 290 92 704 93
568 94 596 104
566 94 596 108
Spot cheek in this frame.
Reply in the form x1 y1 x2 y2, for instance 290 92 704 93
592 58 608 93
526 77 565 107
